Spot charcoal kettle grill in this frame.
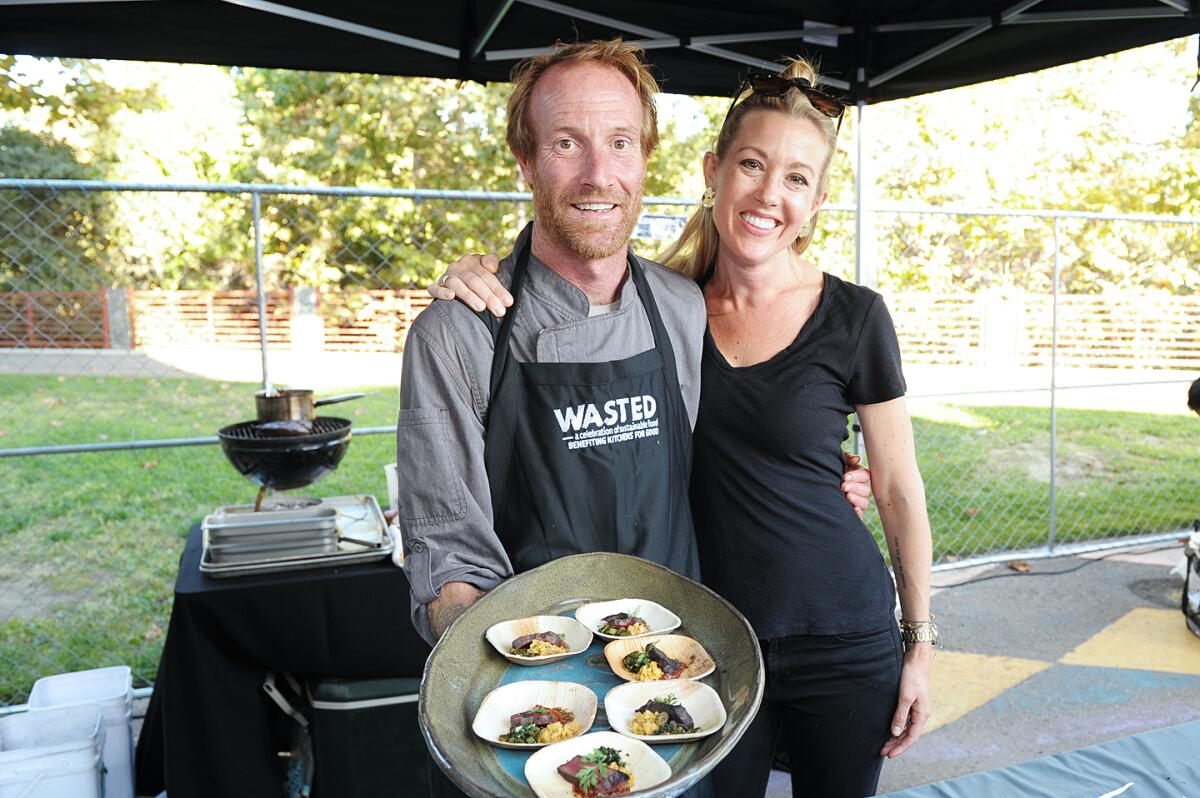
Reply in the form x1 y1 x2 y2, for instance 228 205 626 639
217 260 358 502
218 416 353 493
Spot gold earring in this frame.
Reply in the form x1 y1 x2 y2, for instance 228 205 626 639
701 187 715 208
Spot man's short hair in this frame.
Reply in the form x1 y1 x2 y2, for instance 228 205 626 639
1189 377 1200 414
506 38 661 162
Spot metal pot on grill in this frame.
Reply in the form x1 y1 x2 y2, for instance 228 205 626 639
255 389 365 424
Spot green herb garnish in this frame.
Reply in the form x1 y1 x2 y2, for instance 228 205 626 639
498 722 541 744
576 747 623 791
652 694 678 705
621 641 659 673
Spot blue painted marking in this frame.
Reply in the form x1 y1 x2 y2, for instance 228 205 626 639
492 639 684 782
983 664 1200 717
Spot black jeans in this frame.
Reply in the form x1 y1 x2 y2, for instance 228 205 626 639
712 626 903 798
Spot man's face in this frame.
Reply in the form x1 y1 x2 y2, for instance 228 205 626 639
519 61 648 261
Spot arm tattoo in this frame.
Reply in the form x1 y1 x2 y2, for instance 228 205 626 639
429 599 470 639
893 536 908 590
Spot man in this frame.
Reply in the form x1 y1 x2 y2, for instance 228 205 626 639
397 39 867 645
397 39 708 646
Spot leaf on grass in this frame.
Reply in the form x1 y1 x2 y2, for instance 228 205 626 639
142 460 158 469
143 622 163 641
962 507 978 517
1008 560 1031 573
97 433 110 441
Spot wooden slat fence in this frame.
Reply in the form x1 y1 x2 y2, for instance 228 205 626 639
0 291 109 348
5 289 1199 370
1022 294 1200 370
320 290 433 352
887 293 983 365
129 290 291 350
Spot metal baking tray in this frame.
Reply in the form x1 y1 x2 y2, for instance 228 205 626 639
203 505 338 539
205 537 341 563
199 495 392 578
205 530 339 552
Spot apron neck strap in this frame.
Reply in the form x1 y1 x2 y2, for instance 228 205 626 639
488 238 682 405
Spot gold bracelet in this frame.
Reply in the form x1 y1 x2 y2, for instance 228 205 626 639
899 613 936 629
898 614 940 651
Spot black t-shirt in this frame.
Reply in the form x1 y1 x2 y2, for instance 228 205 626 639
691 272 906 638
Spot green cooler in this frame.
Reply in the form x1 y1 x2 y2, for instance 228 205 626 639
307 676 429 797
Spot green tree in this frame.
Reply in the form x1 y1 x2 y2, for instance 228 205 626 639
0 57 165 292
230 69 520 290
0 127 112 293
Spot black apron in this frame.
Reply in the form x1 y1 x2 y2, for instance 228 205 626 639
482 238 699 580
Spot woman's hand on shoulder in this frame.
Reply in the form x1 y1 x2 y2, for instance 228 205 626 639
426 252 513 318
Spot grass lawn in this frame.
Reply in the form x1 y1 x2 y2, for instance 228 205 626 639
1 374 1197 703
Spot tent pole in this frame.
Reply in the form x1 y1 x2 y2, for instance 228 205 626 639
853 100 868 456
854 101 866 288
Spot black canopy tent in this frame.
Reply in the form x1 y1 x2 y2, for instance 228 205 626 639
1 0 1197 103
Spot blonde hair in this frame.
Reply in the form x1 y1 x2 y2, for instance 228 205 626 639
660 57 839 283
506 38 661 162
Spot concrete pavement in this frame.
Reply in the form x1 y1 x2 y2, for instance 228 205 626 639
767 541 1200 795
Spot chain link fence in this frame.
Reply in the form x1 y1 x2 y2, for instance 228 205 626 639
1 179 1198 707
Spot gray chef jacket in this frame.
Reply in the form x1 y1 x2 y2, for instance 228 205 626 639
397 227 705 644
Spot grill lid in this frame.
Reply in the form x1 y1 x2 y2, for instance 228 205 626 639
219 417 351 444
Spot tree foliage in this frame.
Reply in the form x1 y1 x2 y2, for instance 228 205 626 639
0 41 1196 294
0 57 164 291
229 69 520 289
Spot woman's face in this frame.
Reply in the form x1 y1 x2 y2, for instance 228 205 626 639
703 109 830 272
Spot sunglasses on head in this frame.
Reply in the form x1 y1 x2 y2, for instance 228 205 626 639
721 72 846 135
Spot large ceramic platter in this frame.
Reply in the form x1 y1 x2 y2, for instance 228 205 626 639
472 681 597 750
523 730 670 798
602 635 716 682
420 552 764 798
604 680 727 744
485 615 594 666
574 598 681 641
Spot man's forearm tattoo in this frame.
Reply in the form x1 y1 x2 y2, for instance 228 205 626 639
894 536 908 589
430 599 470 639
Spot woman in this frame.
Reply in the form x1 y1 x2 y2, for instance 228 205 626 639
433 57 933 797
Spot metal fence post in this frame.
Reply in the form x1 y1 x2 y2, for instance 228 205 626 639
252 191 271 394
1048 216 1061 551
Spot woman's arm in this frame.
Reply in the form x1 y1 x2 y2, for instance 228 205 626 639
857 396 934 760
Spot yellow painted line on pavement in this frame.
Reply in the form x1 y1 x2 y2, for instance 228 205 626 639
926 650 1050 734
1060 607 1200 675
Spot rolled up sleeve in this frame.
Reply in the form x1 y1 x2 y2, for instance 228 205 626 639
397 308 512 644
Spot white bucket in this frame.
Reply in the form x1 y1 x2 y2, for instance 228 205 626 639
28 665 134 798
0 704 104 798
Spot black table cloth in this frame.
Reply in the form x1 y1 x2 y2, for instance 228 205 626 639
135 524 429 797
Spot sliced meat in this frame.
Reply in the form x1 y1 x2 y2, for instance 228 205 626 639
509 705 572 728
634 700 695 731
647 645 685 677
557 755 585 781
594 769 632 796
512 631 566 651
556 756 632 797
509 708 555 728
601 612 645 629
